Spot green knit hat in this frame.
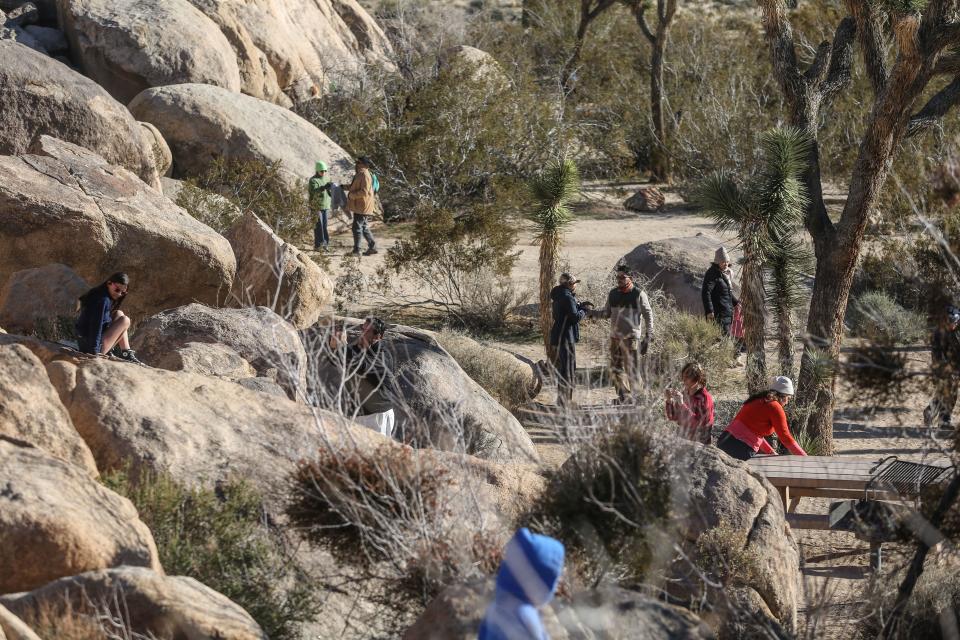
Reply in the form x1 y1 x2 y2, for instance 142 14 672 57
315 161 328 172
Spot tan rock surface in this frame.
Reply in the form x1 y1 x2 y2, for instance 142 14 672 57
225 212 333 329
128 83 355 190
185 0 393 105
1 567 266 640
56 0 242 104
0 263 87 335
139 121 172 177
0 136 236 321
131 303 307 399
0 439 161 594
0 40 159 186
0 344 96 475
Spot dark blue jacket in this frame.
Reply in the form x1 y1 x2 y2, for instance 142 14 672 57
478 528 565 640
75 287 113 354
549 285 586 346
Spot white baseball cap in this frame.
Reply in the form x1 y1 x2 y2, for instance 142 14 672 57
768 375 795 396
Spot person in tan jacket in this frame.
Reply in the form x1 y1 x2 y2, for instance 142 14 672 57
345 157 377 256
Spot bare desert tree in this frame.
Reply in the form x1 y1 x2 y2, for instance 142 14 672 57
757 0 960 451
560 0 618 92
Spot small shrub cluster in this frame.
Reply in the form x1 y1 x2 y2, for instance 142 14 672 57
859 561 960 640
530 422 674 586
847 290 927 345
176 157 310 242
103 470 319 640
435 329 534 411
651 307 738 393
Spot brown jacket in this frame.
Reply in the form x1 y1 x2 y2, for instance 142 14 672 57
346 167 376 215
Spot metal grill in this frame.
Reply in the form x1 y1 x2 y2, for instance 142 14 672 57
866 456 953 498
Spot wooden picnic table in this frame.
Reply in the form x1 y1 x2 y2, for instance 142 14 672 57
747 454 950 529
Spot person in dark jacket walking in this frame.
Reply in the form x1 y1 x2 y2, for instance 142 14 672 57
75 272 142 364
924 305 960 428
477 527 565 640
702 247 739 336
549 273 592 407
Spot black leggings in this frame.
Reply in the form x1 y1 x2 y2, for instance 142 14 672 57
717 431 755 461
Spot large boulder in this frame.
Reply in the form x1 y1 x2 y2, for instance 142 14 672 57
0 343 97 475
131 304 307 399
403 579 713 639
0 263 87 335
0 40 159 186
670 446 801 632
624 187 666 212
0 567 266 640
0 136 236 320
0 439 161 594
183 0 393 105
128 83 355 190
304 320 540 465
619 235 740 315
139 121 172 177
225 212 333 329
56 0 242 104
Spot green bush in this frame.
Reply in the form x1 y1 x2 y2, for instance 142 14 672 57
847 290 927 345
176 157 310 242
650 307 738 393
102 470 320 640
529 423 674 585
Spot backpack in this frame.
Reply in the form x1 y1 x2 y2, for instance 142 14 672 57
371 173 380 194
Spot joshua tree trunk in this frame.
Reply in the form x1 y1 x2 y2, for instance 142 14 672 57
776 293 795 377
539 235 559 363
757 1 960 453
633 0 677 183
560 0 616 93
741 254 768 394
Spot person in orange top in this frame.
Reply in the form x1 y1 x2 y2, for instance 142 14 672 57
716 376 808 461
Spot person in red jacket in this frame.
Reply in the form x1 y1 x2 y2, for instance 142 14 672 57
716 375 808 460
665 362 715 444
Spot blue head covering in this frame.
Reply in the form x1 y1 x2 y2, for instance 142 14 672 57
478 528 565 640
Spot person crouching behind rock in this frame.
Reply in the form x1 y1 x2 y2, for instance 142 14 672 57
75 272 142 364
716 375 807 460
665 362 715 444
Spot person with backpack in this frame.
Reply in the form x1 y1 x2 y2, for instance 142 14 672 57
716 376 807 460
589 267 654 404
924 304 960 429
75 272 142 364
478 528 565 640
702 247 739 336
549 273 593 407
344 156 377 256
308 161 332 251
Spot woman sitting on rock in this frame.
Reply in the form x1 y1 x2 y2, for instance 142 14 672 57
75 272 142 364
665 362 714 444
716 376 807 460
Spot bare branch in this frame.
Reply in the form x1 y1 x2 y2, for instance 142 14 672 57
757 0 804 106
629 0 655 43
847 0 889 95
907 75 960 136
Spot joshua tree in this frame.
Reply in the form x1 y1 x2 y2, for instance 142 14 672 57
529 158 581 362
696 128 811 394
766 232 813 377
756 0 960 452
625 0 679 182
560 0 617 92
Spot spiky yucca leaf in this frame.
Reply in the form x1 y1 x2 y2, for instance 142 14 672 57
528 158 580 239
754 128 811 246
766 236 813 309
694 171 747 235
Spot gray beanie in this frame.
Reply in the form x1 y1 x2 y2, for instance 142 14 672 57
714 246 730 264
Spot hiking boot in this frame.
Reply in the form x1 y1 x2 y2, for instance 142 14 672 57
350 248 362 256
117 349 143 365
363 247 379 256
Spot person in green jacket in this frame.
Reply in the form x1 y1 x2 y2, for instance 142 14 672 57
309 161 332 250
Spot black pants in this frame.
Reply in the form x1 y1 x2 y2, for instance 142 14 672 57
351 214 376 251
716 314 732 336
717 431 755 461
556 341 576 406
